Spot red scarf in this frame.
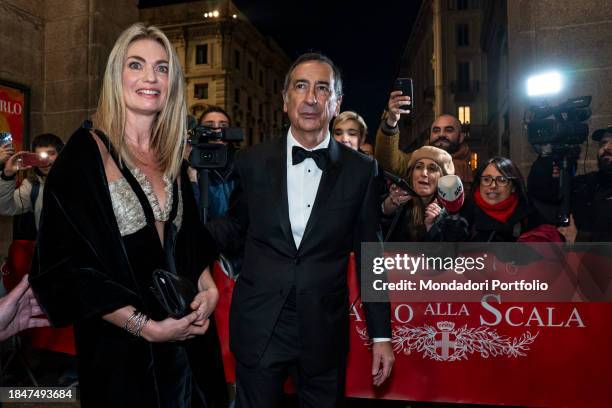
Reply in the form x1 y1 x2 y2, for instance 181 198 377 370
473 189 519 224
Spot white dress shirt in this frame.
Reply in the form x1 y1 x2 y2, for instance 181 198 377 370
286 129 389 343
286 129 328 249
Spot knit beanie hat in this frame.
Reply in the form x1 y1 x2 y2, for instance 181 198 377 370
407 146 455 175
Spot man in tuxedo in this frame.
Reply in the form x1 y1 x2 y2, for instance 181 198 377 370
208 53 394 407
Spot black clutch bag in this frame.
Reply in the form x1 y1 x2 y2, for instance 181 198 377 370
150 269 198 318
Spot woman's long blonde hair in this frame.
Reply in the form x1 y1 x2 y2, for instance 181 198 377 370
92 23 186 179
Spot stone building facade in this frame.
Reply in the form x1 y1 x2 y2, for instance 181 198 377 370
395 0 489 166
506 0 612 174
0 0 139 258
140 0 291 146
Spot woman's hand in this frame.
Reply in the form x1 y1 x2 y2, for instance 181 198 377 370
141 311 210 342
557 214 577 243
192 266 219 326
424 202 442 231
383 183 412 215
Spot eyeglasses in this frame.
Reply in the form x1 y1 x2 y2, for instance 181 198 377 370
480 175 514 186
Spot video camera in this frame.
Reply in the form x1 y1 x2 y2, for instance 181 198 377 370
187 125 244 169
525 96 592 226
526 96 591 157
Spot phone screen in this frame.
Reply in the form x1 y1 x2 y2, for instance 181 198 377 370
19 152 50 168
0 132 12 148
393 78 414 111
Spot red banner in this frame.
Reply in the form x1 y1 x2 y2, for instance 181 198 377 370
213 257 612 407
0 81 26 150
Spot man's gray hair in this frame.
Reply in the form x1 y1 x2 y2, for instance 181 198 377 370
282 52 343 98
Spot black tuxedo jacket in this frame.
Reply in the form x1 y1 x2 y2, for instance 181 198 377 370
208 135 391 375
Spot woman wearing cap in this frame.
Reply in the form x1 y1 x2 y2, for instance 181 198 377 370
383 145 454 241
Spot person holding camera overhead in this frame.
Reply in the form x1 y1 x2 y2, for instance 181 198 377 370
30 23 221 407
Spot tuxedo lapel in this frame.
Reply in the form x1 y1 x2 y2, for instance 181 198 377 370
267 136 297 253
300 138 342 248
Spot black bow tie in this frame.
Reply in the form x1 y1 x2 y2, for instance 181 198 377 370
292 146 329 171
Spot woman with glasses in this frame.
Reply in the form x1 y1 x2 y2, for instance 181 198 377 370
443 156 533 242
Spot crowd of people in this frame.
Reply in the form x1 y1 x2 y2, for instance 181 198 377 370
0 21 610 408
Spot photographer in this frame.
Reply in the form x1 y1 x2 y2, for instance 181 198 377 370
529 127 612 242
189 106 237 220
0 133 64 238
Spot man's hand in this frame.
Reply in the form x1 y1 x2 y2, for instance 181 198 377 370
371 341 395 386
386 91 412 128
0 274 49 341
2 151 32 177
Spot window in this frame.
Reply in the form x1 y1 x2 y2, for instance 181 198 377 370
247 61 253 79
457 0 468 10
234 88 241 104
457 24 469 47
196 44 208 64
457 62 470 91
234 50 241 69
194 83 208 99
458 106 471 124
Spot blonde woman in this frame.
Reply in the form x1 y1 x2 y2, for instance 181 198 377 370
31 23 220 407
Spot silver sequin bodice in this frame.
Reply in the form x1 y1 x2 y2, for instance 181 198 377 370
108 167 183 236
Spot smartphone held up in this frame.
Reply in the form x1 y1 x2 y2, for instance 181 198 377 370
393 77 414 112
17 152 51 168
0 132 13 149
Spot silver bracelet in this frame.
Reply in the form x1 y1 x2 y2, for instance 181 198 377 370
124 310 139 334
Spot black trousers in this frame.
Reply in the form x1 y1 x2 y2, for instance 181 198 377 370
235 288 346 408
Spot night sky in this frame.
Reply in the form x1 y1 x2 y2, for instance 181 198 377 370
140 0 422 142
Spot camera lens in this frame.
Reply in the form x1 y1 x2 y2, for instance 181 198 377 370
201 151 214 162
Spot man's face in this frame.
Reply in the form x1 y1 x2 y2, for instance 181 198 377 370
283 61 342 139
360 143 374 157
597 134 612 173
35 146 58 176
201 111 230 145
429 115 463 153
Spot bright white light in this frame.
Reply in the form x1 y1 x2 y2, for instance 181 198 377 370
527 71 563 97
39 152 48 159
232 14 237 19
213 10 219 17
203 12 209 18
